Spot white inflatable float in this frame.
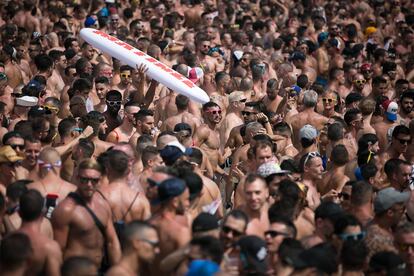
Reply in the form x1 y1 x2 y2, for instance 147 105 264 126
80 28 210 104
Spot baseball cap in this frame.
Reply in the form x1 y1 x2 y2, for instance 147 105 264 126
84 16 97 27
15 96 38 107
28 105 52 118
238 236 268 275
160 145 193 166
369 251 405 272
360 63 372 72
381 100 398 122
374 187 410 214
228 91 246 103
192 213 219 233
233 50 244 61
291 243 338 274
188 67 203 84
157 178 186 203
299 124 318 141
289 51 306 61
317 32 329 44
186 260 220 276
0 146 24 163
256 161 290 178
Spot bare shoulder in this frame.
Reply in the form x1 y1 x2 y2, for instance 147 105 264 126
106 266 127 276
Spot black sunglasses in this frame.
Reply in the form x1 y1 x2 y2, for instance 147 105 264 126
397 138 411 145
10 144 24 151
222 226 243 237
264 230 290 238
242 111 257 116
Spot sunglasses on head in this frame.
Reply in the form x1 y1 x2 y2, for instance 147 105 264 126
106 100 122 106
304 151 321 166
222 226 243 237
354 79 366 85
264 230 290 238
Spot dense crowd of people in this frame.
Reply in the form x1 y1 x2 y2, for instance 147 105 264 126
0 0 413 275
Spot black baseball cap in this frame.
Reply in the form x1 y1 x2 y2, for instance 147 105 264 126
157 178 186 203
192 213 219 233
238 236 268 275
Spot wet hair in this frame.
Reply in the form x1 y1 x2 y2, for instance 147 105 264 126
360 163 377 182
106 90 122 101
61 256 97 276
384 158 403 179
331 145 349 166
0 232 33 271
202 101 220 111
19 190 44 222
106 149 129 177
190 236 224 265
268 214 297 238
72 78 92 92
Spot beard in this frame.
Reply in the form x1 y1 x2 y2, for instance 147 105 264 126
176 201 186 215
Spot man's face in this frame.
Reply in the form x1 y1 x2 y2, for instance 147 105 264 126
395 164 412 190
28 45 41 59
71 41 81 53
255 146 273 167
396 232 414 266
240 54 251 68
387 70 397 80
265 223 291 253
111 14 120 28
222 33 232 46
138 228 160 263
77 169 101 199
351 113 363 130
176 188 190 215
220 216 246 249
322 94 336 111
393 134 411 154
95 83 108 100
125 106 139 124
139 116 155 134
106 97 122 114
244 179 269 211
56 56 67 70
198 41 211 55
401 97 414 114
336 71 346 85
145 172 170 201
374 82 388 96
396 83 409 96
353 75 366 90
242 107 258 123
120 70 132 85
305 157 324 180
83 45 95 61
24 141 41 166
204 106 222 125
7 137 25 157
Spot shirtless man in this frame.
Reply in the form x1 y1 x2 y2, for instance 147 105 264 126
262 79 283 114
352 74 371 97
288 90 329 147
149 178 191 275
27 147 76 218
21 137 41 182
139 146 164 190
379 125 411 167
161 95 201 133
17 190 62 276
81 111 113 158
373 100 399 152
107 221 160 276
47 50 66 96
112 65 133 99
399 91 414 124
358 97 377 138
321 91 342 118
195 36 219 76
0 72 15 115
193 102 223 173
300 152 324 210
100 150 151 224
22 1 41 34
220 91 246 150
129 109 155 151
94 77 110 113
290 51 317 84
237 174 270 238
34 54 55 97
106 102 139 143
319 145 350 195
328 68 349 99
51 159 121 269
102 90 122 135
188 148 223 218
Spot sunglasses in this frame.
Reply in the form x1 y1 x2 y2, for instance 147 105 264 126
0 72 7 81
10 144 24 151
322 98 335 103
72 127 83 133
222 226 243 237
338 231 366 241
79 177 100 185
354 79 366 85
106 100 122 106
338 192 350 200
239 99 247 103
264 230 290 238
120 73 131 79
397 138 411 145
141 238 159 248
398 243 414 252
206 109 222 115
41 105 59 113
242 111 257 116
304 152 320 167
